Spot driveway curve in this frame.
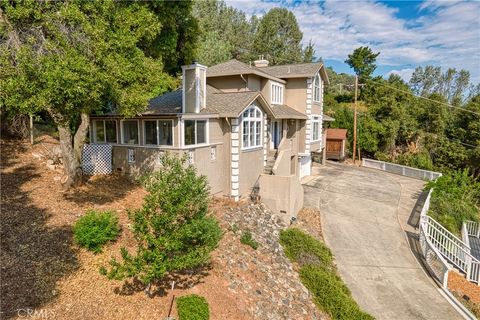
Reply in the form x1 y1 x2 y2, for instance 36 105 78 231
303 162 462 320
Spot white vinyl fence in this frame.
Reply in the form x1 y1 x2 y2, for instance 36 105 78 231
362 158 442 181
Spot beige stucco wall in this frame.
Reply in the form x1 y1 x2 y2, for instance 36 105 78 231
285 78 307 113
184 68 196 113
247 75 261 91
297 120 306 153
207 76 246 92
310 141 321 152
238 148 264 197
260 79 271 103
258 174 304 224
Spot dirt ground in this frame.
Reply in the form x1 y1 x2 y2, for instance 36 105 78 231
0 137 253 320
448 271 480 316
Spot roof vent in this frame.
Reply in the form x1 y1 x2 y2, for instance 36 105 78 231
253 55 269 68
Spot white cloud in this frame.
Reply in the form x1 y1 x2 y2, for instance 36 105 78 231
227 0 480 83
387 68 415 82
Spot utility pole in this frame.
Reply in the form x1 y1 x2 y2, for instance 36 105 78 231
352 75 358 165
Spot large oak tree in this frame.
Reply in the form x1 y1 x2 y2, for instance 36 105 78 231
0 0 196 187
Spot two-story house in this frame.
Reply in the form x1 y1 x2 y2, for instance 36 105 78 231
89 59 329 222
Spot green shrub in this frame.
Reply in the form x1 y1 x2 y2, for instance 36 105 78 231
280 228 374 320
396 151 434 171
240 230 258 250
300 265 374 320
279 228 333 267
102 153 222 285
426 170 480 234
73 210 120 253
177 294 209 320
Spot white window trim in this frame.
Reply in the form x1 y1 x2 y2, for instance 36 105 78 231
241 105 263 150
92 119 118 144
311 115 321 142
142 119 174 147
313 74 321 103
120 119 140 145
182 119 209 147
271 82 284 105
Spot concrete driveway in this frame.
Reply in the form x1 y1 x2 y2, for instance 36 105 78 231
303 162 462 320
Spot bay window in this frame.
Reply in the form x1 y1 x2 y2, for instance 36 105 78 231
242 105 262 149
93 120 117 143
184 120 207 146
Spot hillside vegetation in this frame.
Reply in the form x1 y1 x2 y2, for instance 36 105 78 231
325 67 480 178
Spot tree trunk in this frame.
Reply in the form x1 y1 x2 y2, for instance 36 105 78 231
53 112 90 188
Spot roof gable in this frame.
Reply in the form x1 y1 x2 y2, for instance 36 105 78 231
206 59 286 84
262 62 330 84
207 59 329 85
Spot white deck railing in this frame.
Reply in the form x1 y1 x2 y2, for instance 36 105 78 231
362 158 442 181
462 223 471 249
420 193 480 285
464 221 480 238
419 222 451 288
422 215 473 273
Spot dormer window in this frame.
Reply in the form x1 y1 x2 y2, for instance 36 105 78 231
314 74 321 102
271 83 284 105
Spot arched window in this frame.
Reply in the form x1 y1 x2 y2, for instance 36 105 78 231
313 74 321 102
242 105 262 149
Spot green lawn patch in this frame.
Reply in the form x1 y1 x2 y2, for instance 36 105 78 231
176 294 209 320
73 210 120 253
280 228 374 320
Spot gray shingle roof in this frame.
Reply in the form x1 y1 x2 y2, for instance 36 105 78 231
203 88 260 117
207 59 329 84
207 59 286 84
142 90 182 115
261 63 324 78
271 105 307 119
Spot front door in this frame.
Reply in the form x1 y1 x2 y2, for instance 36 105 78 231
271 120 282 149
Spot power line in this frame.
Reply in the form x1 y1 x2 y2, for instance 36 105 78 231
366 80 480 117
443 137 479 149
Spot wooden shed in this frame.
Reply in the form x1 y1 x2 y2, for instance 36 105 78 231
326 128 347 160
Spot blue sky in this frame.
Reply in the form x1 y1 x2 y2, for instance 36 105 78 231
226 0 480 83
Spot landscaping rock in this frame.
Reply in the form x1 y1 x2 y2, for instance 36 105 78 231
216 203 325 320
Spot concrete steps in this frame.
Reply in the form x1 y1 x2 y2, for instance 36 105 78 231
264 151 277 175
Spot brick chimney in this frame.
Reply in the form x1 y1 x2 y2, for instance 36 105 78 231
182 62 207 113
